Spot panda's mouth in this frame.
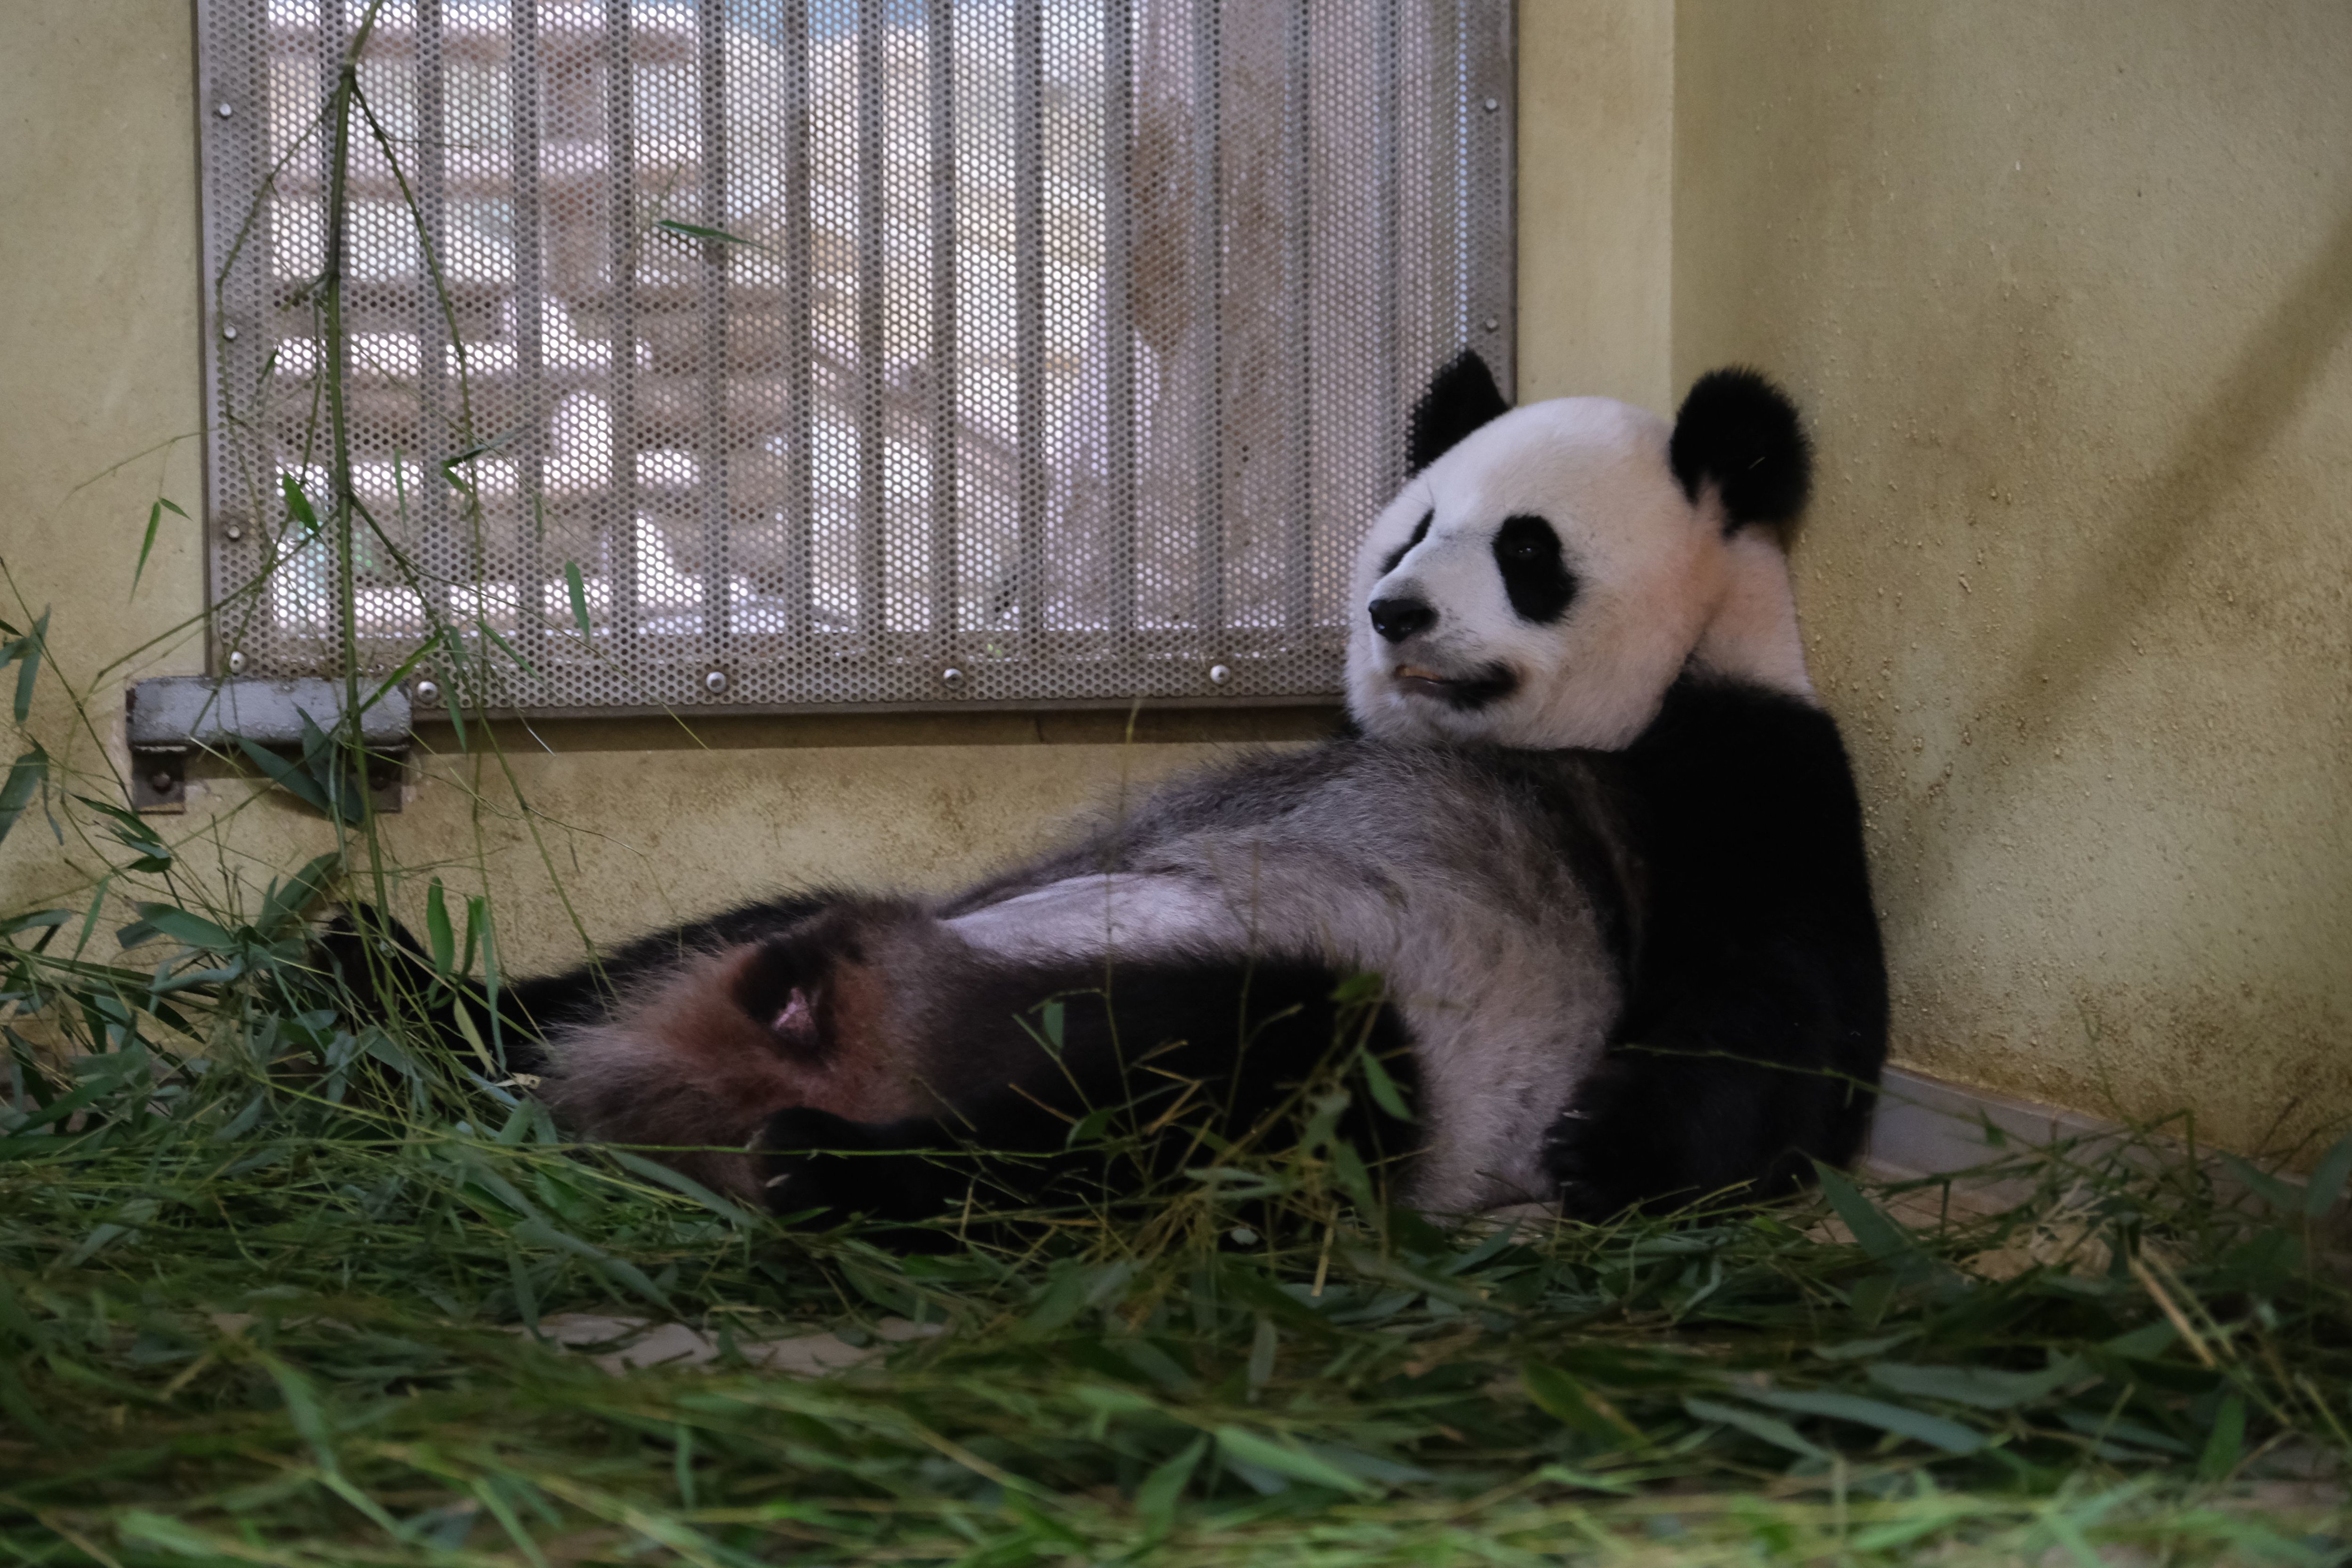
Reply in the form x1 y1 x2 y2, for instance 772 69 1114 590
1392 662 1519 711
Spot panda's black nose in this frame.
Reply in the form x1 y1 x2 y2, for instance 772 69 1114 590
1367 596 1436 644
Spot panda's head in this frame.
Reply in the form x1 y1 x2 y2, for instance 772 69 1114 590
1346 353 1816 750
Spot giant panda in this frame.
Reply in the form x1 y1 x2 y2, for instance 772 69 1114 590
359 355 1885 1226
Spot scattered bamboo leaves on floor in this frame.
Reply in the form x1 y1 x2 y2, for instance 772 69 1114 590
1 939 2347 1565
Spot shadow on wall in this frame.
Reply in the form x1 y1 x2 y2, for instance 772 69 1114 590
1891 197 2352 858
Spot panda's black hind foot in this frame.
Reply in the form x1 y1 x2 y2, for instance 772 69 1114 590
755 1106 977 1241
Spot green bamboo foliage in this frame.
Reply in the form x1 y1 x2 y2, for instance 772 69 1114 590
0 7 2348 1563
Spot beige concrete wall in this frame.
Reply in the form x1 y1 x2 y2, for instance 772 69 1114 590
1672 1 2352 1155
1517 0 1674 411
10 2 2345 1154
0 1 1328 979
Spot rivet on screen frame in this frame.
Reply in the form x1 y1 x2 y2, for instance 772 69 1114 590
940 667 965 687
216 102 234 119
226 650 246 675
704 669 728 694
1208 664 1232 687
1483 96 1498 112
222 324 238 341
413 680 441 706
1483 317 1500 332
223 521 244 541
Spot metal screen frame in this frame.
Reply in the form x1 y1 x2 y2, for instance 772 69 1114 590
194 0 1514 717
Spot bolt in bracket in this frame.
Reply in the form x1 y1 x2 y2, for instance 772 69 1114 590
126 677 413 814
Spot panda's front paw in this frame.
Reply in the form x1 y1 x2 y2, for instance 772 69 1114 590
1541 1062 1647 1222
755 1107 963 1238
755 1106 879 1221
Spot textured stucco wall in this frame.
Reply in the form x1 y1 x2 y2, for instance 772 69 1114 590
1672 1 2352 1154
8 3 2344 1152
1517 0 1673 412
0 1 1326 979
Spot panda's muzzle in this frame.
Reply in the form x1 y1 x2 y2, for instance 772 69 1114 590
1391 661 1519 710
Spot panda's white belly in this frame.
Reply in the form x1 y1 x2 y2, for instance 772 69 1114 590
943 788 1621 1215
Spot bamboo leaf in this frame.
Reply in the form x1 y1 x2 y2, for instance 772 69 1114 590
0 748 50 848
1213 1425 1377 1496
74 793 173 873
257 852 342 938
0 908 72 938
510 1218 674 1313
451 995 499 1089
1246 1314 1278 1398
1813 1160 1914 1261
281 472 319 536
1866 1358 2088 1410
463 893 485 988
1683 1395 1827 1461
2197 1391 2246 1480
1523 1361 1645 1444
133 498 187 595
237 734 336 818
479 614 537 676
654 217 765 248
1134 1434 1206 1537
2221 1154 2302 1214
441 427 524 475
125 903 241 953
604 1146 765 1227
1739 1387 1985 1455
563 561 592 637
1357 1045 1415 1122
425 877 455 977
11 609 46 723
2303 1128 2352 1218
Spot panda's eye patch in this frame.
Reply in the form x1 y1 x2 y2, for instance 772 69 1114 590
1492 514 1578 624
1379 510 1433 579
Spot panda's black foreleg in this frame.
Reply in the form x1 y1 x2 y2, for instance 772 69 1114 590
754 960 1419 1236
1544 1049 1869 1221
318 904 554 1077
755 1096 1087 1239
1542 966 1881 1221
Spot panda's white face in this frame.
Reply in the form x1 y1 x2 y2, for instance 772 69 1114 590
1346 396 1735 751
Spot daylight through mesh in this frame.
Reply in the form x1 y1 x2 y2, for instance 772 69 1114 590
197 0 1513 713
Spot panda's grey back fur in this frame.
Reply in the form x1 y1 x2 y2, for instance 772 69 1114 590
934 740 1633 1212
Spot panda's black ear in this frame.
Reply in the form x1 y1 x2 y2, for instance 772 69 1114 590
1408 349 1511 476
1669 368 1812 531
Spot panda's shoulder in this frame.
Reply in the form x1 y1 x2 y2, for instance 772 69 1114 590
1629 677 1859 804
1607 675 1871 914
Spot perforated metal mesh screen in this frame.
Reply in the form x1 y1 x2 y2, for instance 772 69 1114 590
197 0 1512 714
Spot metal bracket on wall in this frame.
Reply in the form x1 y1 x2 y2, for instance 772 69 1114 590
126 677 412 815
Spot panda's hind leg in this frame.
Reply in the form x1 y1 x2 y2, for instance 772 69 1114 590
539 899 950 1202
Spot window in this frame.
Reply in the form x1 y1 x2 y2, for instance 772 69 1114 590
197 0 1512 713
